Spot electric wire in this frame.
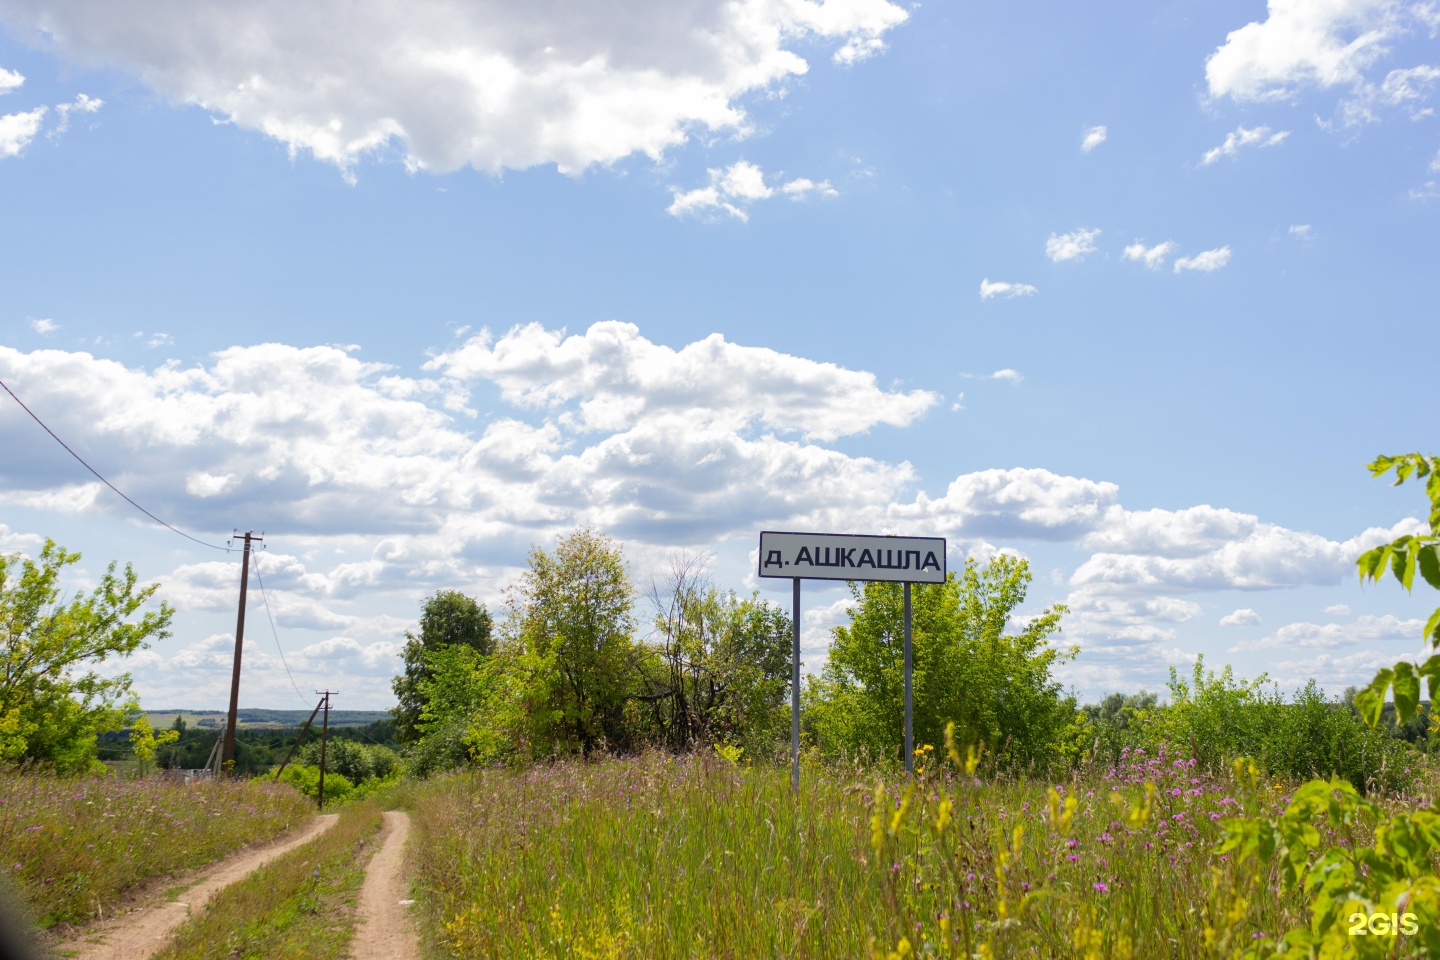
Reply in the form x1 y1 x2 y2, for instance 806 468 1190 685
251 551 311 707
0 376 232 552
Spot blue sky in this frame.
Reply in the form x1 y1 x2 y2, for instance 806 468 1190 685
0 0 1436 710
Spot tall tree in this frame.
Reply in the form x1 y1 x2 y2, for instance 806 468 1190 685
391 589 493 743
647 554 792 752
0 539 173 772
509 528 637 755
806 554 1073 768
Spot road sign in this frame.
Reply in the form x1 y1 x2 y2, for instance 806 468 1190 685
758 531 946 584
760 530 948 788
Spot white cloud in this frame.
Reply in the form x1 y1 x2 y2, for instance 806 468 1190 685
1237 613 1427 651
1121 240 1176 270
1173 246 1232 272
990 369 1023 383
28 318 56 334
978 279 1038 299
1220 607 1261 627
1323 603 1351 615
1200 124 1290 164
1080 125 1107 152
0 0 906 177
1335 64 1440 126
1205 0 1406 101
1290 223 1313 238
0 66 21 94
1045 228 1101 263
0 104 44 157
1410 179 1440 200
780 177 838 199
50 92 101 138
668 161 834 221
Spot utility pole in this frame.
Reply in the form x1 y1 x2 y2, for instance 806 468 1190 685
222 531 262 773
316 690 335 809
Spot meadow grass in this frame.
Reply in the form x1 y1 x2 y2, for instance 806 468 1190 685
0 769 314 929
407 747 1424 959
152 798 384 960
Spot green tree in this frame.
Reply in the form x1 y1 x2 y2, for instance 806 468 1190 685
646 555 793 753
127 714 179 776
391 589 493 743
1350 452 1440 726
509 528 638 755
806 554 1073 769
0 539 173 773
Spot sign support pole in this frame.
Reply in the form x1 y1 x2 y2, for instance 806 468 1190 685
903 581 913 776
791 577 801 792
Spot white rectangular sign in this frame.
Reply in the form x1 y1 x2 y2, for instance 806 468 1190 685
758 531 947 584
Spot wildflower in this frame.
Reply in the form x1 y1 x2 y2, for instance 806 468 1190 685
1094 882 1108 893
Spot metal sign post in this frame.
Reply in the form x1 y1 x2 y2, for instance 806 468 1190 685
759 531 945 788
791 577 801 792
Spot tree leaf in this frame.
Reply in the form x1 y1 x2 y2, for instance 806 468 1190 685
1393 661 1420 722
1357 545 1387 583
1419 544 1440 592
1354 668 1392 728
1402 540 1419 591
1426 607 1440 648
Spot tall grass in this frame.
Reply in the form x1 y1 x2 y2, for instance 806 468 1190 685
407 748 1419 959
0 769 313 928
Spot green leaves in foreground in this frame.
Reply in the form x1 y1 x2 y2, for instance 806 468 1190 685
1353 453 1440 726
1214 776 1440 958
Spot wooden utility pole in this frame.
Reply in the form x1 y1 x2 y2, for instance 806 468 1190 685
222 532 262 772
272 697 325 782
316 690 336 808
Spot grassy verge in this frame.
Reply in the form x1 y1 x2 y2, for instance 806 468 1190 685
0 770 314 928
407 749 1421 959
153 799 384 960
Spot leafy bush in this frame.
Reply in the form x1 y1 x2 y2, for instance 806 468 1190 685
275 764 353 804
1080 660 1419 792
296 738 399 784
806 555 1075 771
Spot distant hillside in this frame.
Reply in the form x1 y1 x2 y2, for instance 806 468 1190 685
146 708 393 728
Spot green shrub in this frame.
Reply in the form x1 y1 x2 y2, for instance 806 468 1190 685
274 764 353 804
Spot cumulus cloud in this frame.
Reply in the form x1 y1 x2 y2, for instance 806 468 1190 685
1236 613 1427 651
28 318 56 334
1220 607 1261 627
668 161 834 221
990 369 1022 383
978 279 1038 299
1290 223 1312 238
1200 124 1290 164
1174 246 1232 272
1045 228 1101 263
1205 0 1407 101
0 66 21 94
1121 240 1176 270
0 0 906 177
1323 603 1351 615
1081 125 1107 152
0 104 44 157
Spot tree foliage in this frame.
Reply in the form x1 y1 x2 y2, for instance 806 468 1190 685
1350 453 1440 727
806 554 1074 768
643 554 792 753
0 539 172 773
508 528 640 755
391 589 493 743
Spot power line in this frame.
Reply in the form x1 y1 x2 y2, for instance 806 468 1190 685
251 551 311 707
0 376 231 552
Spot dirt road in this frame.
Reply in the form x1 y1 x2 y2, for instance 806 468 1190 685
349 811 417 960
52 813 339 960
